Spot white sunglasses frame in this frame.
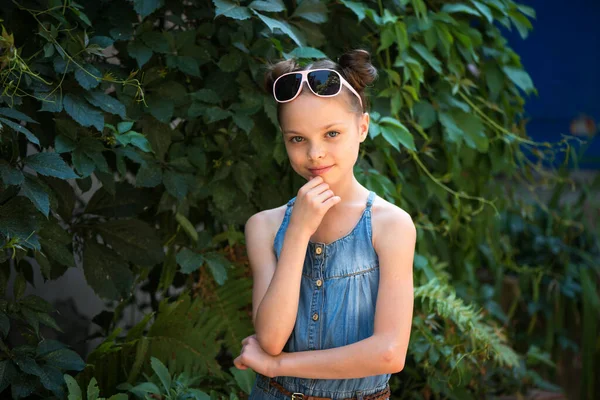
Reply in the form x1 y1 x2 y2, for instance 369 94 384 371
272 68 363 110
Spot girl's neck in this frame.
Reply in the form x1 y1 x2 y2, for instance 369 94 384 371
326 174 369 207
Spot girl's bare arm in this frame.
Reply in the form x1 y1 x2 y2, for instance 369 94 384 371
245 211 311 356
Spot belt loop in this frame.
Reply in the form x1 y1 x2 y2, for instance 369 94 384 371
356 390 364 400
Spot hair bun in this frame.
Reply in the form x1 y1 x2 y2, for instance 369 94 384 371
338 49 378 91
263 58 301 94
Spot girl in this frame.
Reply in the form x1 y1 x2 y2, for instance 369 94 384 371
234 49 416 400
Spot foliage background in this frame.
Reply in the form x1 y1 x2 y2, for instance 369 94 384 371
0 0 598 399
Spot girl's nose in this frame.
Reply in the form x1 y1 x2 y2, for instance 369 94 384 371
308 143 325 160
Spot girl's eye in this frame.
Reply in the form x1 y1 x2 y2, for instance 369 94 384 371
327 131 340 138
290 136 304 143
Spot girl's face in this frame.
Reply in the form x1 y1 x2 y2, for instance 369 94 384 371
279 91 369 183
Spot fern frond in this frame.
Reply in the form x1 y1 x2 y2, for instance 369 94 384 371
414 278 520 368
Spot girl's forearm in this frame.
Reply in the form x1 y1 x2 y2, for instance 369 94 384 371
273 334 402 379
254 225 311 356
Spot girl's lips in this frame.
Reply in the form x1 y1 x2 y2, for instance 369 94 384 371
308 165 333 175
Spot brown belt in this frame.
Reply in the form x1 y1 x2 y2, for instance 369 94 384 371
268 378 391 400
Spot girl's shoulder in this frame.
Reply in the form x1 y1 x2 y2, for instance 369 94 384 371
370 194 415 251
244 201 291 245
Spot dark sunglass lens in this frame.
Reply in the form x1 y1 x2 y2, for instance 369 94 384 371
275 73 302 101
307 71 340 95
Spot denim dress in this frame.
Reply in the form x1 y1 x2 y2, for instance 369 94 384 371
249 191 391 399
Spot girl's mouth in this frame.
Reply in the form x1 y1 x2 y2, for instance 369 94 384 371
308 165 334 175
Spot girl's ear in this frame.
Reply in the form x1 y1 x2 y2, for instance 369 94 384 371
359 112 370 143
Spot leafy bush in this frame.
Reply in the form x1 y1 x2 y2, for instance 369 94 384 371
0 0 597 399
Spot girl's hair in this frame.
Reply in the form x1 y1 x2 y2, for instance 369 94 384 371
263 49 378 122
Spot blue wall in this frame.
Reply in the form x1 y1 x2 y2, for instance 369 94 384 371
503 1 599 169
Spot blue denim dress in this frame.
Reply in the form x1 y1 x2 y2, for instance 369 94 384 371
249 191 391 399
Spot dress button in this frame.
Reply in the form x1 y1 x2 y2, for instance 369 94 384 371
315 246 323 255
316 279 323 287
312 313 319 321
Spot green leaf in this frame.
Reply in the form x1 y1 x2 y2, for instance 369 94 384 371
340 0 367 21
379 117 416 151
94 219 165 266
84 91 127 119
150 357 171 393
377 25 395 52
10 373 37 398
229 367 255 394
204 107 232 123
0 196 41 245
127 40 153 68
232 114 254 134
454 111 488 152
439 111 463 144
64 374 82 400
233 161 256 196
0 162 24 185
252 10 304 47
471 1 493 23
133 0 165 18
292 0 328 23
38 91 63 113
176 55 200 76
87 377 100 400
190 89 220 104
63 94 104 131
441 3 481 17
163 169 190 199
0 117 40 145
0 107 38 124
117 121 134 134
502 66 534 93
75 65 102 89
128 382 161 398
146 96 174 123
41 348 85 371
395 22 408 51
115 131 152 152
21 175 50 217
413 101 437 129
484 63 503 99
0 360 18 394
286 46 327 59
140 119 172 162
176 248 205 274
175 212 199 242
83 242 134 300
412 43 442 73
37 339 68 357
72 149 95 178
203 252 230 285
213 0 251 20
140 31 171 53
249 0 285 12
218 52 242 72
509 9 533 39
55 135 77 153
136 162 163 187
441 110 488 152
25 152 78 179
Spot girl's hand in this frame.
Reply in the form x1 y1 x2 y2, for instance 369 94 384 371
289 175 341 237
233 334 280 378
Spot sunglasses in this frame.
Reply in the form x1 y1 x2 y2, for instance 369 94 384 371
272 68 363 109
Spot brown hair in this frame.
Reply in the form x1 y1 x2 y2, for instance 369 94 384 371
263 49 378 123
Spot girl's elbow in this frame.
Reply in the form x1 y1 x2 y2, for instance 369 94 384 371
256 334 285 356
381 344 405 373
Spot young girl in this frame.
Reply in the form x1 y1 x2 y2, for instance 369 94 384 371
234 49 416 400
